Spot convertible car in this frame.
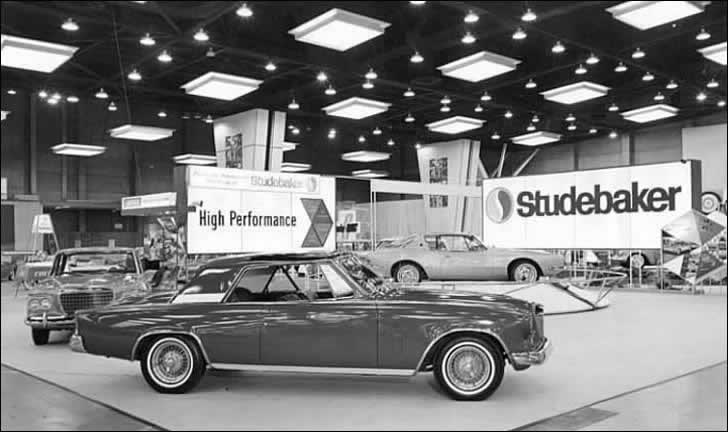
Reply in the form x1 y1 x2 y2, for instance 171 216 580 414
70 252 551 401
25 247 151 345
363 233 564 283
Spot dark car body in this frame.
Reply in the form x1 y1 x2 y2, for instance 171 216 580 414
71 252 551 398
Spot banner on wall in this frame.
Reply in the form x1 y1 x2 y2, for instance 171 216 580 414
185 166 335 254
481 160 701 249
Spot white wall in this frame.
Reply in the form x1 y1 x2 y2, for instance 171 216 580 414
682 123 727 198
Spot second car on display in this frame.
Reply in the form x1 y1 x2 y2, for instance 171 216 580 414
362 233 564 283
70 252 551 401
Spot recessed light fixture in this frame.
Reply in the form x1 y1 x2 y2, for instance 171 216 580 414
322 97 391 119
193 28 209 42
565 113 576 122
696 28 711 40
589 128 597 134
404 88 415 97
512 27 527 40
654 92 665 101
107 101 117 111
462 32 476 44
288 98 300 110
410 1 426 5
52 143 106 157
352 169 389 178
342 151 391 163
281 162 311 173
181 72 262 100
522 8 537 22
586 53 600 64
0 34 78 73
632 47 646 59
474 104 483 112
157 50 172 63
405 113 415 123
504 110 513 118
614 62 628 72
109 124 175 141
440 105 451 113
440 95 451 105
362 80 374 89
158 110 167 118
464 10 479 23
316 71 328 82
552 41 566 54
696 91 707 101
532 115 540 123
325 85 336 95
525 79 537 89
358 135 366 143
541 81 610 104
575 64 587 75
173 154 217 165
438 50 521 82
388 138 395 146
608 103 620 112
606 1 707 30
621 104 678 123
140 33 155 46
698 42 726 65
38 90 48 99
642 72 655 81
95 88 108 99
265 61 277 71
481 91 492 101
365 68 378 80
567 124 577 131
236 3 253 18
666 80 679 89
491 132 501 140
427 116 484 134
410 51 424 63
128 69 142 81
373 127 382 135
66 95 79 103
288 8 391 51
511 131 562 146
61 18 79 32
707 79 719 88
527 123 536 132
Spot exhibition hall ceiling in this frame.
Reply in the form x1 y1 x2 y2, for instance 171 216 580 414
1 1 726 148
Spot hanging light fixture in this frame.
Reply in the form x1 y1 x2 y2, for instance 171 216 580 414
362 80 374 89
328 128 337 139
440 105 451 112
236 3 253 18
575 64 587 75
696 91 707 101
654 92 665 101
265 61 277 71
474 104 484 113
358 135 366 143
525 79 537 89
614 62 628 73
718 100 726 107
66 95 79 103
61 18 79 32
38 90 48 99
193 28 209 42
440 95 451 105
589 128 597 134
47 97 59 106
552 41 565 54
481 91 492 101
586 53 600 64
414 142 422 149
128 69 142 81
491 131 501 140
373 127 382 135
288 98 299 110
609 130 618 139
108 101 117 111
696 28 711 41
158 110 167 118
632 48 646 59
512 27 527 40
642 72 655 81
365 68 378 80
7 89 17 95
504 110 513 119
464 10 479 23
666 80 679 90
95 88 108 99
405 113 415 123
388 138 396 146
565 113 576 122
527 123 536 131
404 88 415 97
291 127 300 135
316 71 328 82
410 51 424 63
707 79 719 88
325 84 336 95
205 48 216 57
532 115 540 123
608 103 619 112
567 123 577 131
522 8 537 22
157 50 172 63
140 33 155 46
461 32 476 44
204 115 213 123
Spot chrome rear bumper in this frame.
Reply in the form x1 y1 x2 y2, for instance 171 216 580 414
69 334 86 353
512 339 552 367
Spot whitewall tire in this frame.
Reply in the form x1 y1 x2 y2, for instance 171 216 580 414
140 336 205 393
394 263 423 283
510 262 539 283
434 337 504 401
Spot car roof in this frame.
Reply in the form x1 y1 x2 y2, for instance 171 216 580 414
204 251 339 268
58 247 137 255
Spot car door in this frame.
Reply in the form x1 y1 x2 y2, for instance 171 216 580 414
437 235 487 280
261 261 378 368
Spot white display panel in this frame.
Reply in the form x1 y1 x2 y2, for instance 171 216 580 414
481 161 698 249
185 166 335 254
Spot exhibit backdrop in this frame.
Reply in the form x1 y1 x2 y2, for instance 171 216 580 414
185 166 335 254
481 160 701 249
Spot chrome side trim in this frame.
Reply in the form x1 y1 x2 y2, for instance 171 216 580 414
209 363 415 377
413 328 514 373
130 330 211 364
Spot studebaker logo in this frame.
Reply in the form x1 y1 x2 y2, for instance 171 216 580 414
485 187 515 224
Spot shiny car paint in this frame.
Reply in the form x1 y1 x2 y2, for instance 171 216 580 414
363 233 564 281
73 252 550 380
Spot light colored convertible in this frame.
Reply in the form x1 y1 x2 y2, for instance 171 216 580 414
362 233 564 283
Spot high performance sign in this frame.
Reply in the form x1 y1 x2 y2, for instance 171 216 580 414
482 161 700 249
185 166 335 254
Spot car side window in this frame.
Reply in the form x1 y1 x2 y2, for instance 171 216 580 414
439 235 469 252
226 266 277 303
424 235 438 250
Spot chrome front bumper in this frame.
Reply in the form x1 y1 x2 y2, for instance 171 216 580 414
511 339 552 367
25 313 75 330
69 334 86 353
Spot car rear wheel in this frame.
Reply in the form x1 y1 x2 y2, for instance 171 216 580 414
394 262 423 283
510 261 539 283
629 253 648 270
434 337 504 401
141 336 205 394
31 329 49 345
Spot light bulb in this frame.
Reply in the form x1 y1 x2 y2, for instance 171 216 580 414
7 89 17 95
388 139 396 147
206 48 216 57
292 127 300 135
128 69 142 81
718 100 726 107
38 90 48 99
358 135 366 143
204 115 213 124
414 142 421 149
491 132 501 140
440 105 451 112
47 97 59 105
567 124 577 131
609 130 618 139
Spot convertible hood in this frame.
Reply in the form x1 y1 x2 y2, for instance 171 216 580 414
388 287 533 312
45 273 137 290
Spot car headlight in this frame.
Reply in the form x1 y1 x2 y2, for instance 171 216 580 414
27 299 41 310
40 298 52 309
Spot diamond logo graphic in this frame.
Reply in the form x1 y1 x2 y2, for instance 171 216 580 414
301 198 333 247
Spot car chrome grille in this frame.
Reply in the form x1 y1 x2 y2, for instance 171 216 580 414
59 290 114 315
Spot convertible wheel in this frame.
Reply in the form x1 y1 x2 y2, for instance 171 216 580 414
31 329 50 346
394 263 423 283
510 262 539 283
434 337 504 401
141 336 205 394
629 253 647 270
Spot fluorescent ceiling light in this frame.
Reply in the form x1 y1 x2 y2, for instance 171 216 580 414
437 51 520 82
51 143 106 157
621 104 679 123
322 97 391 119
181 72 262 101
341 151 390 163
352 169 388 178
511 131 562 146
281 162 311 172
282 142 299 152
698 42 727 65
289 8 390 51
1 34 78 73
606 1 707 30
173 154 217 165
426 116 485 134
109 124 175 141
540 81 610 104
0 110 8 121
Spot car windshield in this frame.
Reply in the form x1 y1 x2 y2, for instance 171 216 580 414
61 252 136 274
335 254 395 295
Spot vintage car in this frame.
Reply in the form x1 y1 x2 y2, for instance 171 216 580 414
362 233 564 283
70 252 551 401
25 247 151 345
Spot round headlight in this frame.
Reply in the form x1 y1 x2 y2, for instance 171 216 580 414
40 298 52 309
28 299 40 310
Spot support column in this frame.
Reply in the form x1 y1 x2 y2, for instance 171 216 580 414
28 96 38 195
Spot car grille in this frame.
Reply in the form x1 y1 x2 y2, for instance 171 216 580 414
60 290 114 315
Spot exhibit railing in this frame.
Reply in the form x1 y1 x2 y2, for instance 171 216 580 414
552 268 627 305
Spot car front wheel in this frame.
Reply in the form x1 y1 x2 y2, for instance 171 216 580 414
394 263 423 283
434 337 504 401
510 261 539 283
31 329 49 345
141 336 205 394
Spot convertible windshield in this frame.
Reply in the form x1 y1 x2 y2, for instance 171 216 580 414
60 252 137 274
335 254 395 295
376 235 418 249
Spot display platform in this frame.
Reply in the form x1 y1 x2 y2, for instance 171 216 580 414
1 284 725 431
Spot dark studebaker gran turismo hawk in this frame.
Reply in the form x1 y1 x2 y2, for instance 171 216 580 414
70 252 552 400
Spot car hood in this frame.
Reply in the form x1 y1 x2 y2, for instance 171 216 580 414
386 287 533 313
42 273 140 290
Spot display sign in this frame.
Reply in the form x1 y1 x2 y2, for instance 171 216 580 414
481 161 701 249
31 214 54 234
185 166 335 254
121 192 176 216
